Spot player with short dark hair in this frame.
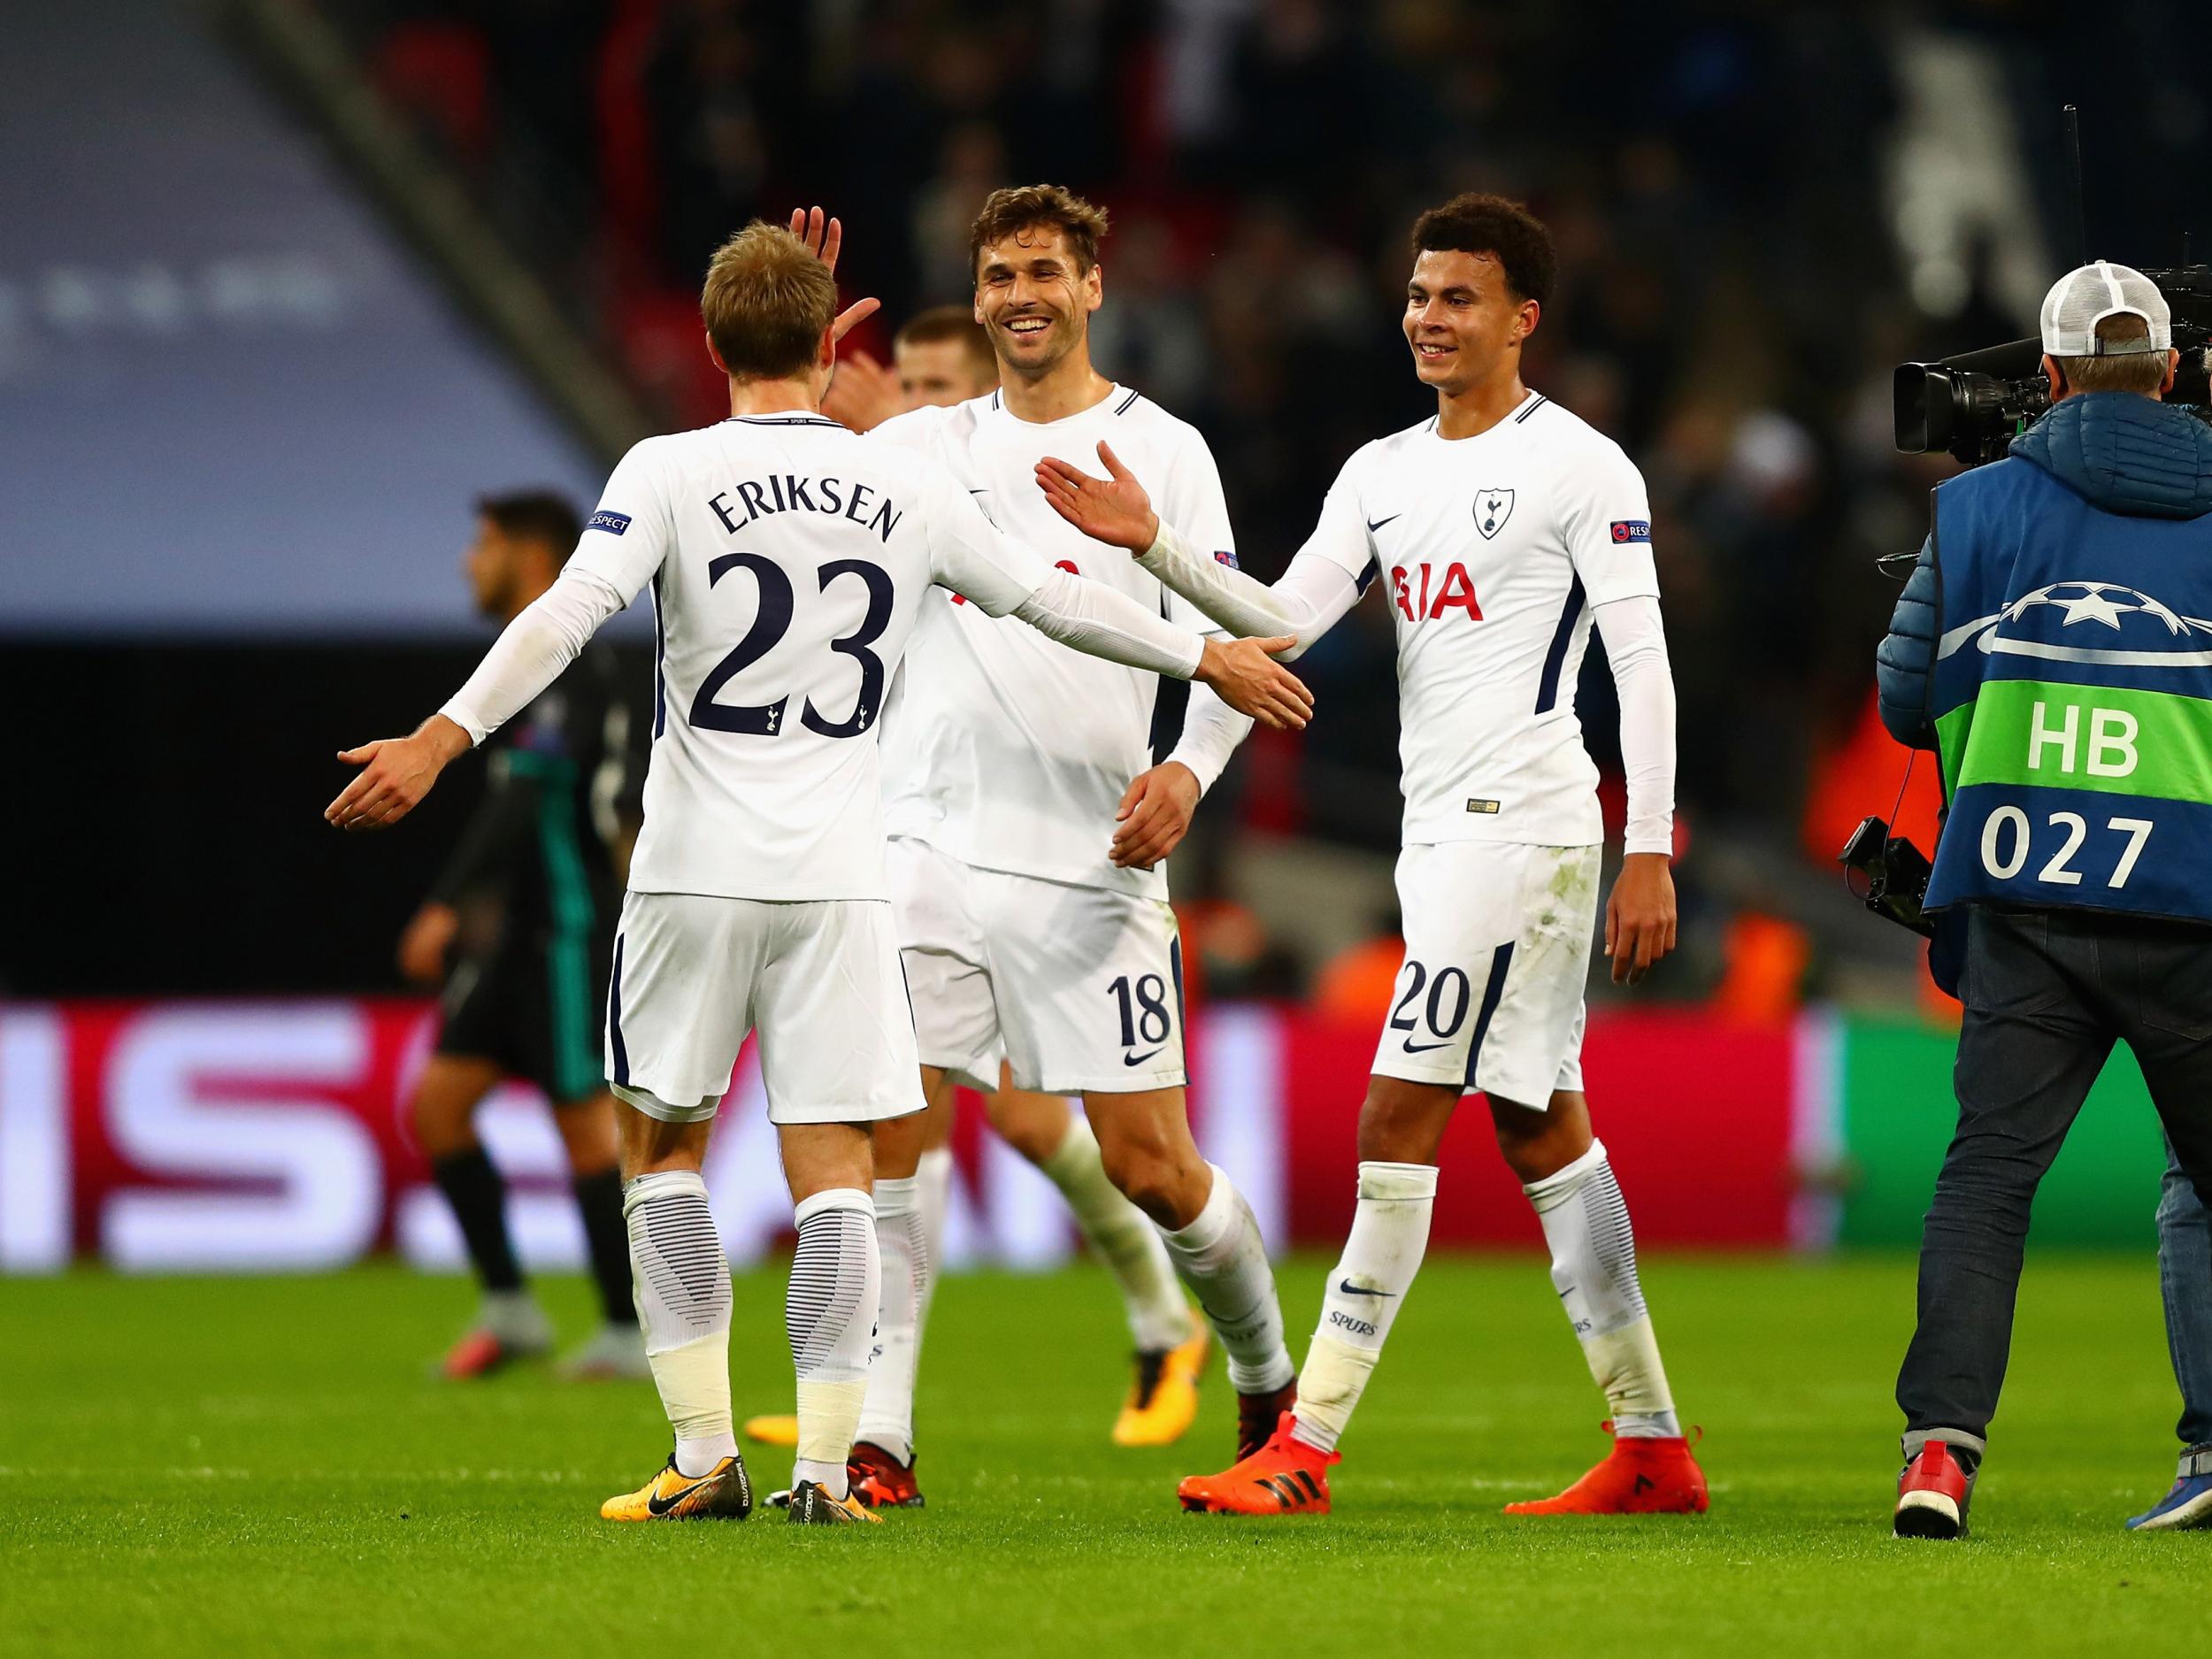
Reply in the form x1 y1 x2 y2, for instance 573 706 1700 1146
401 489 648 1381
1042 191 1706 1517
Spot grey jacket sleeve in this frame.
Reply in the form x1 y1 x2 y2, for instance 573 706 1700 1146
1875 535 1939 751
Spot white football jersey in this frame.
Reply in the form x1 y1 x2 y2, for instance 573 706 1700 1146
1301 391 1660 848
871 386 1233 898
567 414 1053 902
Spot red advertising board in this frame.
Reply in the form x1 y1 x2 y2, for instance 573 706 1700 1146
0 1000 1802 1272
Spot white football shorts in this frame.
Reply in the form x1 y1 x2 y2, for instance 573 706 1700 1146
1370 841 1601 1109
604 890 925 1125
889 836 1187 1095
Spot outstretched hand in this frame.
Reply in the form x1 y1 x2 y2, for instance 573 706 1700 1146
1195 637 1312 730
1035 442 1161 553
787 204 879 345
325 717 472 832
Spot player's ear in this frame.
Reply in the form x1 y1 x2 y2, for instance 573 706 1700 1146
818 326 837 373
1517 297 1540 344
704 331 728 376
1085 261 1103 313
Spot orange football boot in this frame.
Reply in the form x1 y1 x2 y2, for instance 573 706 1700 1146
1503 1423 1709 1515
1177 1412 1337 1515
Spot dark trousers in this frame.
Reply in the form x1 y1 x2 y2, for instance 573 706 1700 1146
1896 905 2212 1450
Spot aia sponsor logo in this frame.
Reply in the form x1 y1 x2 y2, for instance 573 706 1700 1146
1390 560 1482 622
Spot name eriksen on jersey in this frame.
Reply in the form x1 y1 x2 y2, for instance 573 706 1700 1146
707 474 905 543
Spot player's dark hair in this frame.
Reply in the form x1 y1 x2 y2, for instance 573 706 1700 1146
896 305 996 380
1409 193 1556 307
969 184 1110 280
477 490 583 562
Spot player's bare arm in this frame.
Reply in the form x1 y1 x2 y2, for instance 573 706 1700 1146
326 715 472 832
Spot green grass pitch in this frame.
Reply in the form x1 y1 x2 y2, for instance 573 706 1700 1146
3 1253 2204 1657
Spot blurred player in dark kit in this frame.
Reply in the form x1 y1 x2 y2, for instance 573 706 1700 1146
393 491 648 1379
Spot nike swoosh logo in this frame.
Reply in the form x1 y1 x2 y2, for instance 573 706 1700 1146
1124 1048 1165 1065
1402 1039 1453 1054
969 488 988 496
1367 515 1400 533
1337 1279 1394 1299
646 1473 712 1517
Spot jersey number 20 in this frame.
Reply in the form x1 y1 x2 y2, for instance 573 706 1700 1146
687 553 894 739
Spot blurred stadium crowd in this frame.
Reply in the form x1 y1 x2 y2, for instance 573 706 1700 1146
307 0 2209 1012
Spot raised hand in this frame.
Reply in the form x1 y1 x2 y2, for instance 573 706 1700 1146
1034 441 1161 553
787 204 879 345
1194 637 1313 730
325 716 472 832
1110 762 1202 870
1604 851 1678 985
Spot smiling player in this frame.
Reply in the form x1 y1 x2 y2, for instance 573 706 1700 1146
771 191 1300 1508
1039 193 1705 1517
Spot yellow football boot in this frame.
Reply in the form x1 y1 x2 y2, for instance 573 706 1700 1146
783 1480 883 1525
742 1414 800 1448
1112 1320 1210 1448
599 1454 754 1522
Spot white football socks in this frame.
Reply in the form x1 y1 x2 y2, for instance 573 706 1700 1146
855 1175 929 1464
1522 1140 1680 1439
1041 1113 1194 1354
1291 1161 1437 1455
915 1146 953 1325
624 1170 736 1479
1157 1164 1294 1393
787 1187 879 1499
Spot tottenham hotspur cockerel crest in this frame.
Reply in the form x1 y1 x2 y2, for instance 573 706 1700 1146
1475 488 1515 539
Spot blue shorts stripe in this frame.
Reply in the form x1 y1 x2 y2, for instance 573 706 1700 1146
607 933 630 1088
1462 942 1515 1093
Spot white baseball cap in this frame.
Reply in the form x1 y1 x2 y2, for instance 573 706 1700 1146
2039 261 2172 357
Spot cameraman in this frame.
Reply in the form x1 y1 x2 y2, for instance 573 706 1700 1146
1875 264 2212 1539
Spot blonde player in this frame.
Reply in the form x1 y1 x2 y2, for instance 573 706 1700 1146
747 296 1215 1478
325 221 1310 1527
1041 193 1707 1517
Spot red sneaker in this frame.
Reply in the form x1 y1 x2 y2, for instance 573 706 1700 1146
1178 1413 1338 1515
1503 1424 1709 1515
439 1328 545 1380
1236 1382 1298 1461
848 1441 925 1509
1893 1441 1973 1539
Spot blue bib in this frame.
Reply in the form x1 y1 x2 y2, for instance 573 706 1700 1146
1927 456 2212 922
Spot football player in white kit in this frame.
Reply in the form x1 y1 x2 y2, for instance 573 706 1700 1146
742 291 1219 1476
1039 193 1708 1517
323 221 1311 1527
768 189 1302 1507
